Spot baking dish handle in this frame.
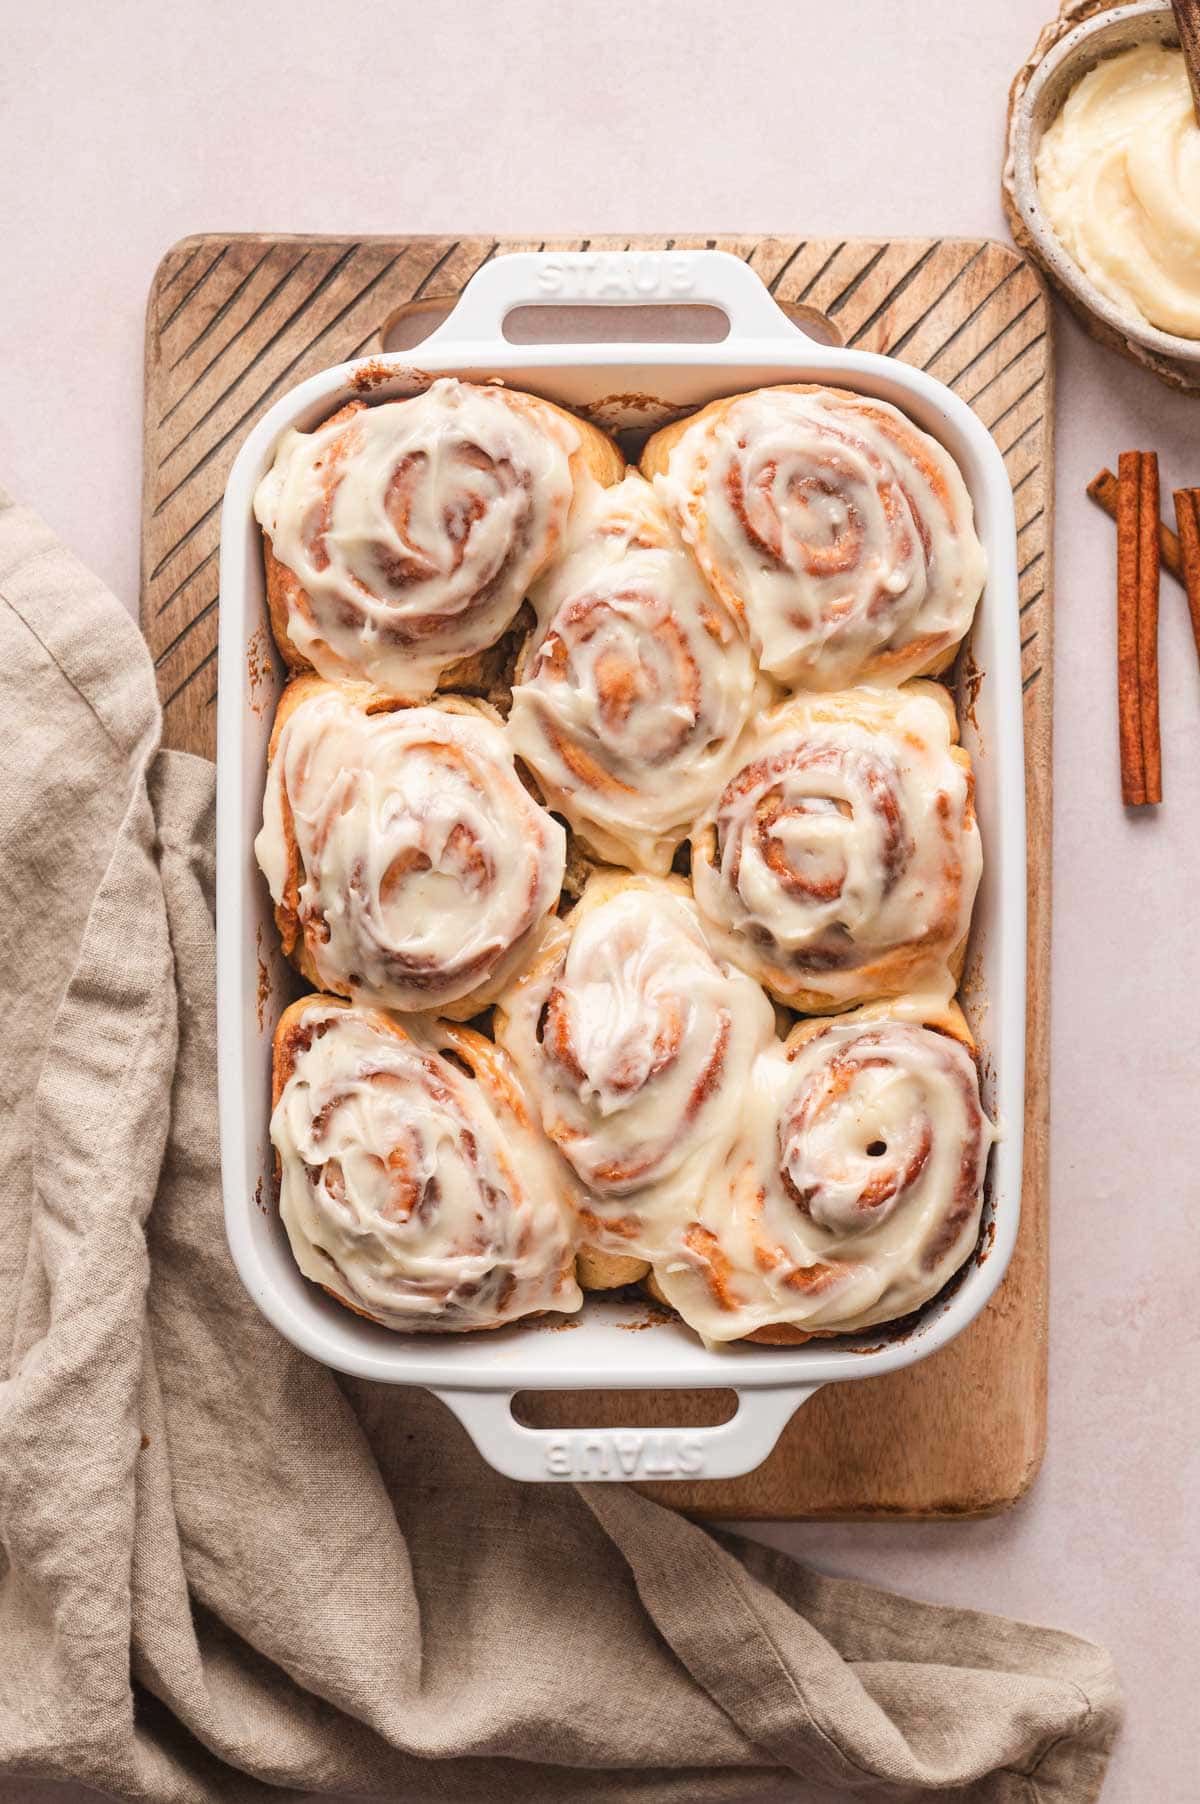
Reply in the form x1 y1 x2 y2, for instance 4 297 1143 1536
418 249 810 348
430 1384 821 1483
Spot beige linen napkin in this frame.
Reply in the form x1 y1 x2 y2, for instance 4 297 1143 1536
0 486 1120 1803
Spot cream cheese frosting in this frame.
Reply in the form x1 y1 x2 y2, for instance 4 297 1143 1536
494 872 775 1259
651 386 985 689
271 1001 582 1332
1036 43 1200 340
509 472 768 874
652 1001 995 1342
688 682 982 1012
253 377 581 692
255 684 565 1013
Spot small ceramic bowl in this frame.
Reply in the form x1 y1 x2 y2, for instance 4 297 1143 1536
1005 1 1200 391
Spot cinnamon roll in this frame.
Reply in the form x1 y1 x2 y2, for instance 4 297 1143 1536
642 384 986 690
255 377 625 694
650 997 995 1343
494 871 775 1261
271 997 582 1332
689 683 981 1013
255 677 566 1015
508 473 768 874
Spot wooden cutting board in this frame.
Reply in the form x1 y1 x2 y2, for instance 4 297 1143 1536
142 233 1052 1518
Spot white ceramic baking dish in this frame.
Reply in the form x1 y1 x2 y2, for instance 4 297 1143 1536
216 249 1026 1483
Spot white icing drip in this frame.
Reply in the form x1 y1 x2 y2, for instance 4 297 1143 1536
254 378 581 693
654 386 985 688
495 874 775 1258
271 1004 581 1332
689 684 981 1008
508 473 767 873
255 686 565 1011
1037 45 1200 340
653 1010 995 1341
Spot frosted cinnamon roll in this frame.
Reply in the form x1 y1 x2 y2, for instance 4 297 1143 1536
508 473 767 874
643 384 985 690
254 377 625 694
255 677 565 1015
494 871 775 1262
651 997 995 1343
689 683 981 1013
271 997 581 1332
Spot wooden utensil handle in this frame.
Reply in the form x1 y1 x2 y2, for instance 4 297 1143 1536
1172 0 1200 126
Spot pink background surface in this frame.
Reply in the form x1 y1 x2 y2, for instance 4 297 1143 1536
2 1 1198 1799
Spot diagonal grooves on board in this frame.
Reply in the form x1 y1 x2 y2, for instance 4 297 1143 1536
958 298 1044 396
157 243 201 297
919 261 1025 377
986 371 1046 437
154 592 218 666
159 245 361 465
162 641 217 711
845 242 942 345
169 245 274 371
349 239 465 361
884 244 989 359
406 238 464 302
158 246 228 334
997 411 1045 460
149 494 221 583
158 252 314 428
155 545 217 615
765 243 808 295
798 242 847 303
964 330 1047 416
825 243 889 316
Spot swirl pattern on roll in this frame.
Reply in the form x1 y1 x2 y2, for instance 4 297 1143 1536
494 872 775 1257
651 1000 995 1341
254 377 623 694
508 473 767 873
271 998 581 1332
689 683 981 1012
644 384 986 690
255 679 566 1014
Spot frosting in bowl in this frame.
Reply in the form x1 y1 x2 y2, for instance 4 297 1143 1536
1036 43 1200 340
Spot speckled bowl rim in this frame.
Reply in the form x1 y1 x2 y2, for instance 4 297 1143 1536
1009 1 1200 366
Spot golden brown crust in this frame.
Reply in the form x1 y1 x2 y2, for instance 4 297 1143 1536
638 407 701 480
263 535 315 674
576 1246 652 1291
555 397 627 491
782 993 977 1059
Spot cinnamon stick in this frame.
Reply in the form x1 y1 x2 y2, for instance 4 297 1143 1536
1136 453 1162 805
1087 468 1183 583
1173 488 1200 669
1116 453 1146 806
1172 0 1200 128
